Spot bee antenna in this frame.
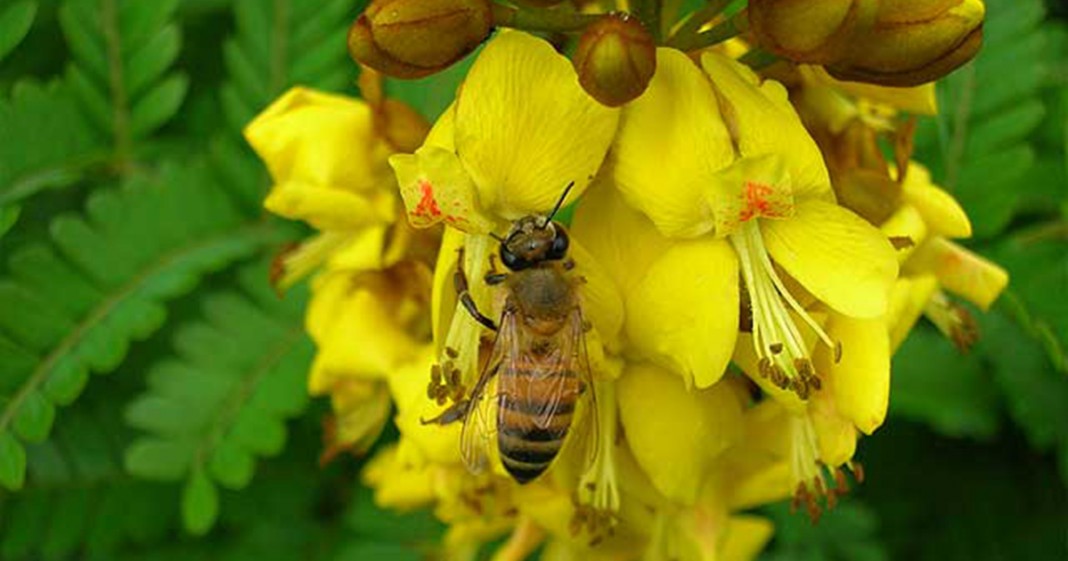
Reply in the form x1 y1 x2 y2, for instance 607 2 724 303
543 181 575 228
489 232 506 242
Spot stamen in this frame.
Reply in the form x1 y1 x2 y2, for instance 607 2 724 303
576 380 621 542
730 221 835 399
788 415 864 524
924 290 979 353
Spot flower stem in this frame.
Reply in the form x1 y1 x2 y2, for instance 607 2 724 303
491 4 601 33
667 0 731 45
666 10 748 51
630 0 662 41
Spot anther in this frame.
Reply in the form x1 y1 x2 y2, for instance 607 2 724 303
445 346 459 358
769 342 784 354
834 341 843 363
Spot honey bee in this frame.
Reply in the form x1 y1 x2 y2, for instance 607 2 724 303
427 183 595 484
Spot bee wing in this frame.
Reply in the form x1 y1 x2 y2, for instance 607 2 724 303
497 307 593 440
570 306 600 470
458 308 513 475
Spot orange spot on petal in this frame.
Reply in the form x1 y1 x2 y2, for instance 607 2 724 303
413 179 442 219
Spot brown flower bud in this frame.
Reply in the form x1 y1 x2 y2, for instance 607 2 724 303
828 0 985 86
572 13 656 107
348 0 493 79
749 0 880 65
749 0 985 87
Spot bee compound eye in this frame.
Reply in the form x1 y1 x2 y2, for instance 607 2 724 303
500 244 531 271
548 226 569 259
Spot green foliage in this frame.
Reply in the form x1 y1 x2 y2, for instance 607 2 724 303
760 500 886 561
58 0 187 153
0 1 36 63
889 327 1001 440
0 163 270 491
0 394 178 561
211 0 359 210
913 0 1057 239
0 80 100 209
124 262 313 534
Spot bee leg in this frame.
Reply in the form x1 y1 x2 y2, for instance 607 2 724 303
484 255 508 285
421 399 470 425
455 248 499 331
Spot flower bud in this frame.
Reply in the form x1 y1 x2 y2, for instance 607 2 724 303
828 0 985 87
572 14 656 107
749 0 985 87
348 0 493 79
748 0 879 65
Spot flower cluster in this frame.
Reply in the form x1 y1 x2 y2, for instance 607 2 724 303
245 1 1003 559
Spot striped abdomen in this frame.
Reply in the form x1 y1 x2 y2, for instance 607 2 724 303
496 362 582 484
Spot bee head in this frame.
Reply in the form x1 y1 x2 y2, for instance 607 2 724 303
499 217 569 271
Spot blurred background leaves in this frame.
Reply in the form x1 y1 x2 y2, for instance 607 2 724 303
0 0 1064 559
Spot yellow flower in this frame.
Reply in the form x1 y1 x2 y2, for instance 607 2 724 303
881 162 1009 350
245 85 430 288
246 87 397 230
247 83 438 460
609 48 897 399
388 30 624 427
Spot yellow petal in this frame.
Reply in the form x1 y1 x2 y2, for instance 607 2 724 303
880 204 928 264
245 87 391 193
455 31 619 219
572 181 673 298
887 274 939 351
762 199 898 318
570 238 625 350
818 314 891 435
390 146 500 233
809 405 857 466
306 274 422 394
624 238 739 388
805 65 938 115
700 52 832 202
617 363 743 505
900 162 972 238
424 100 456 150
329 380 391 456
431 228 465 347
263 181 395 231
361 445 438 509
612 48 733 238
720 516 775 561
246 87 397 229
904 238 1009 310
323 225 391 272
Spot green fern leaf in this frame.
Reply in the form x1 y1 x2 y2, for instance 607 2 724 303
124 261 313 534
219 0 354 133
0 1 35 63
0 398 179 561
58 0 187 161
0 80 103 208
0 163 274 491
0 205 18 240
913 0 1056 238
212 0 358 210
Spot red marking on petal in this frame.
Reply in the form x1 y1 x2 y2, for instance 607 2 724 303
413 180 442 219
739 181 790 222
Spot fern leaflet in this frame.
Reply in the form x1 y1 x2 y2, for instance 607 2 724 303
124 261 313 534
913 0 1056 238
0 162 276 491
